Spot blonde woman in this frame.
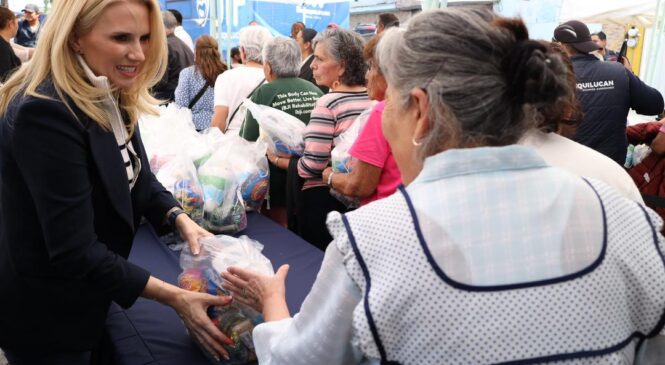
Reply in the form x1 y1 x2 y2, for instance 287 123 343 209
0 0 233 363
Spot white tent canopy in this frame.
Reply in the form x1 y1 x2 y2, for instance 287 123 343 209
560 0 657 26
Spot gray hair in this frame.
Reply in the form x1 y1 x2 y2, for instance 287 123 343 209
377 8 570 158
313 28 367 86
162 10 177 31
263 37 301 78
239 25 274 63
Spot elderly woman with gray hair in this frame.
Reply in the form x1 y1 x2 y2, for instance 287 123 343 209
211 25 272 134
240 37 324 225
268 28 374 248
222 8 665 365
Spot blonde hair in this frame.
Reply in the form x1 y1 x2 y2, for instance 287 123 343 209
0 0 167 135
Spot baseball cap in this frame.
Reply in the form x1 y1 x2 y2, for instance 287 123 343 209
553 20 599 53
22 4 40 13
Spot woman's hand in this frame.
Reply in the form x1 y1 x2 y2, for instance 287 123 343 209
172 289 235 362
266 149 292 170
175 214 213 255
143 277 234 362
322 167 333 185
221 265 291 321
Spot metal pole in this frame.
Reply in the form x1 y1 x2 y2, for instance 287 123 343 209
645 0 663 84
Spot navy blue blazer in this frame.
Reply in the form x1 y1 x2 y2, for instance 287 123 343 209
0 81 178 351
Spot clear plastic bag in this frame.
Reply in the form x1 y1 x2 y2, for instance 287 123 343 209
178 235 274 365
139 103 200 174
243 99 306 157
198 151 248 234
189 128 226 169
219 136 269 212
329 107 374 208
156 155 205 222
633 144 652 166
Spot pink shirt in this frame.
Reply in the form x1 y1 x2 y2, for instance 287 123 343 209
349 101 402 205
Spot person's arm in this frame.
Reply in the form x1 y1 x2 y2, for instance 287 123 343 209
10 43 31 63
628 70 665 116
322 161 381 198
266 149 293 171
321 104 387 198
211 73 229 132
211 105 229 131
297 101 335 179
221 244 363 365
651 128 665 155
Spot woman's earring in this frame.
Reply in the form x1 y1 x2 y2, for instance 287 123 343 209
412 138 422 147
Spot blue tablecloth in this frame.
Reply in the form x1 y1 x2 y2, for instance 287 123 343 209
104 213 324 365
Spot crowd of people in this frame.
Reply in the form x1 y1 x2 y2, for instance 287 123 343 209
2 0 665 364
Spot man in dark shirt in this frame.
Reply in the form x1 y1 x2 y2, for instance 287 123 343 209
591 31 618 61
14 4 42 48
153 10 194 102
0 7 21 82
554 20 664 165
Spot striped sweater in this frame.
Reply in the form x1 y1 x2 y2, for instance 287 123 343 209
298 91 373 190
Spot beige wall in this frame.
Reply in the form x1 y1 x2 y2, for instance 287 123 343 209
602 23 626 52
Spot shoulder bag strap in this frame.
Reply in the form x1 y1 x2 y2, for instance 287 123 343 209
187 82 211 109
224 78 265 133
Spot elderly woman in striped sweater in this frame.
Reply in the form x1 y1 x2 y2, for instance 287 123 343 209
267 28 373 250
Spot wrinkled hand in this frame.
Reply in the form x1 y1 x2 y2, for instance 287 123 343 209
175 213 213 255
221 265 290 312
173 290 234 362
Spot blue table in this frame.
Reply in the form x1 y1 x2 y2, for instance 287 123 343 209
104 213 324 365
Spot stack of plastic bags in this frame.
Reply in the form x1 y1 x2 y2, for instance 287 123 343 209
178 235 274 365
243 99 306 157
140 105 269 234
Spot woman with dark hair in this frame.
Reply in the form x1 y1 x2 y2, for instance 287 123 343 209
230 46 242 68
267 28 373 249
175 35 227 131
223 9 665 364
297 28 327 93
290 21 305 40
